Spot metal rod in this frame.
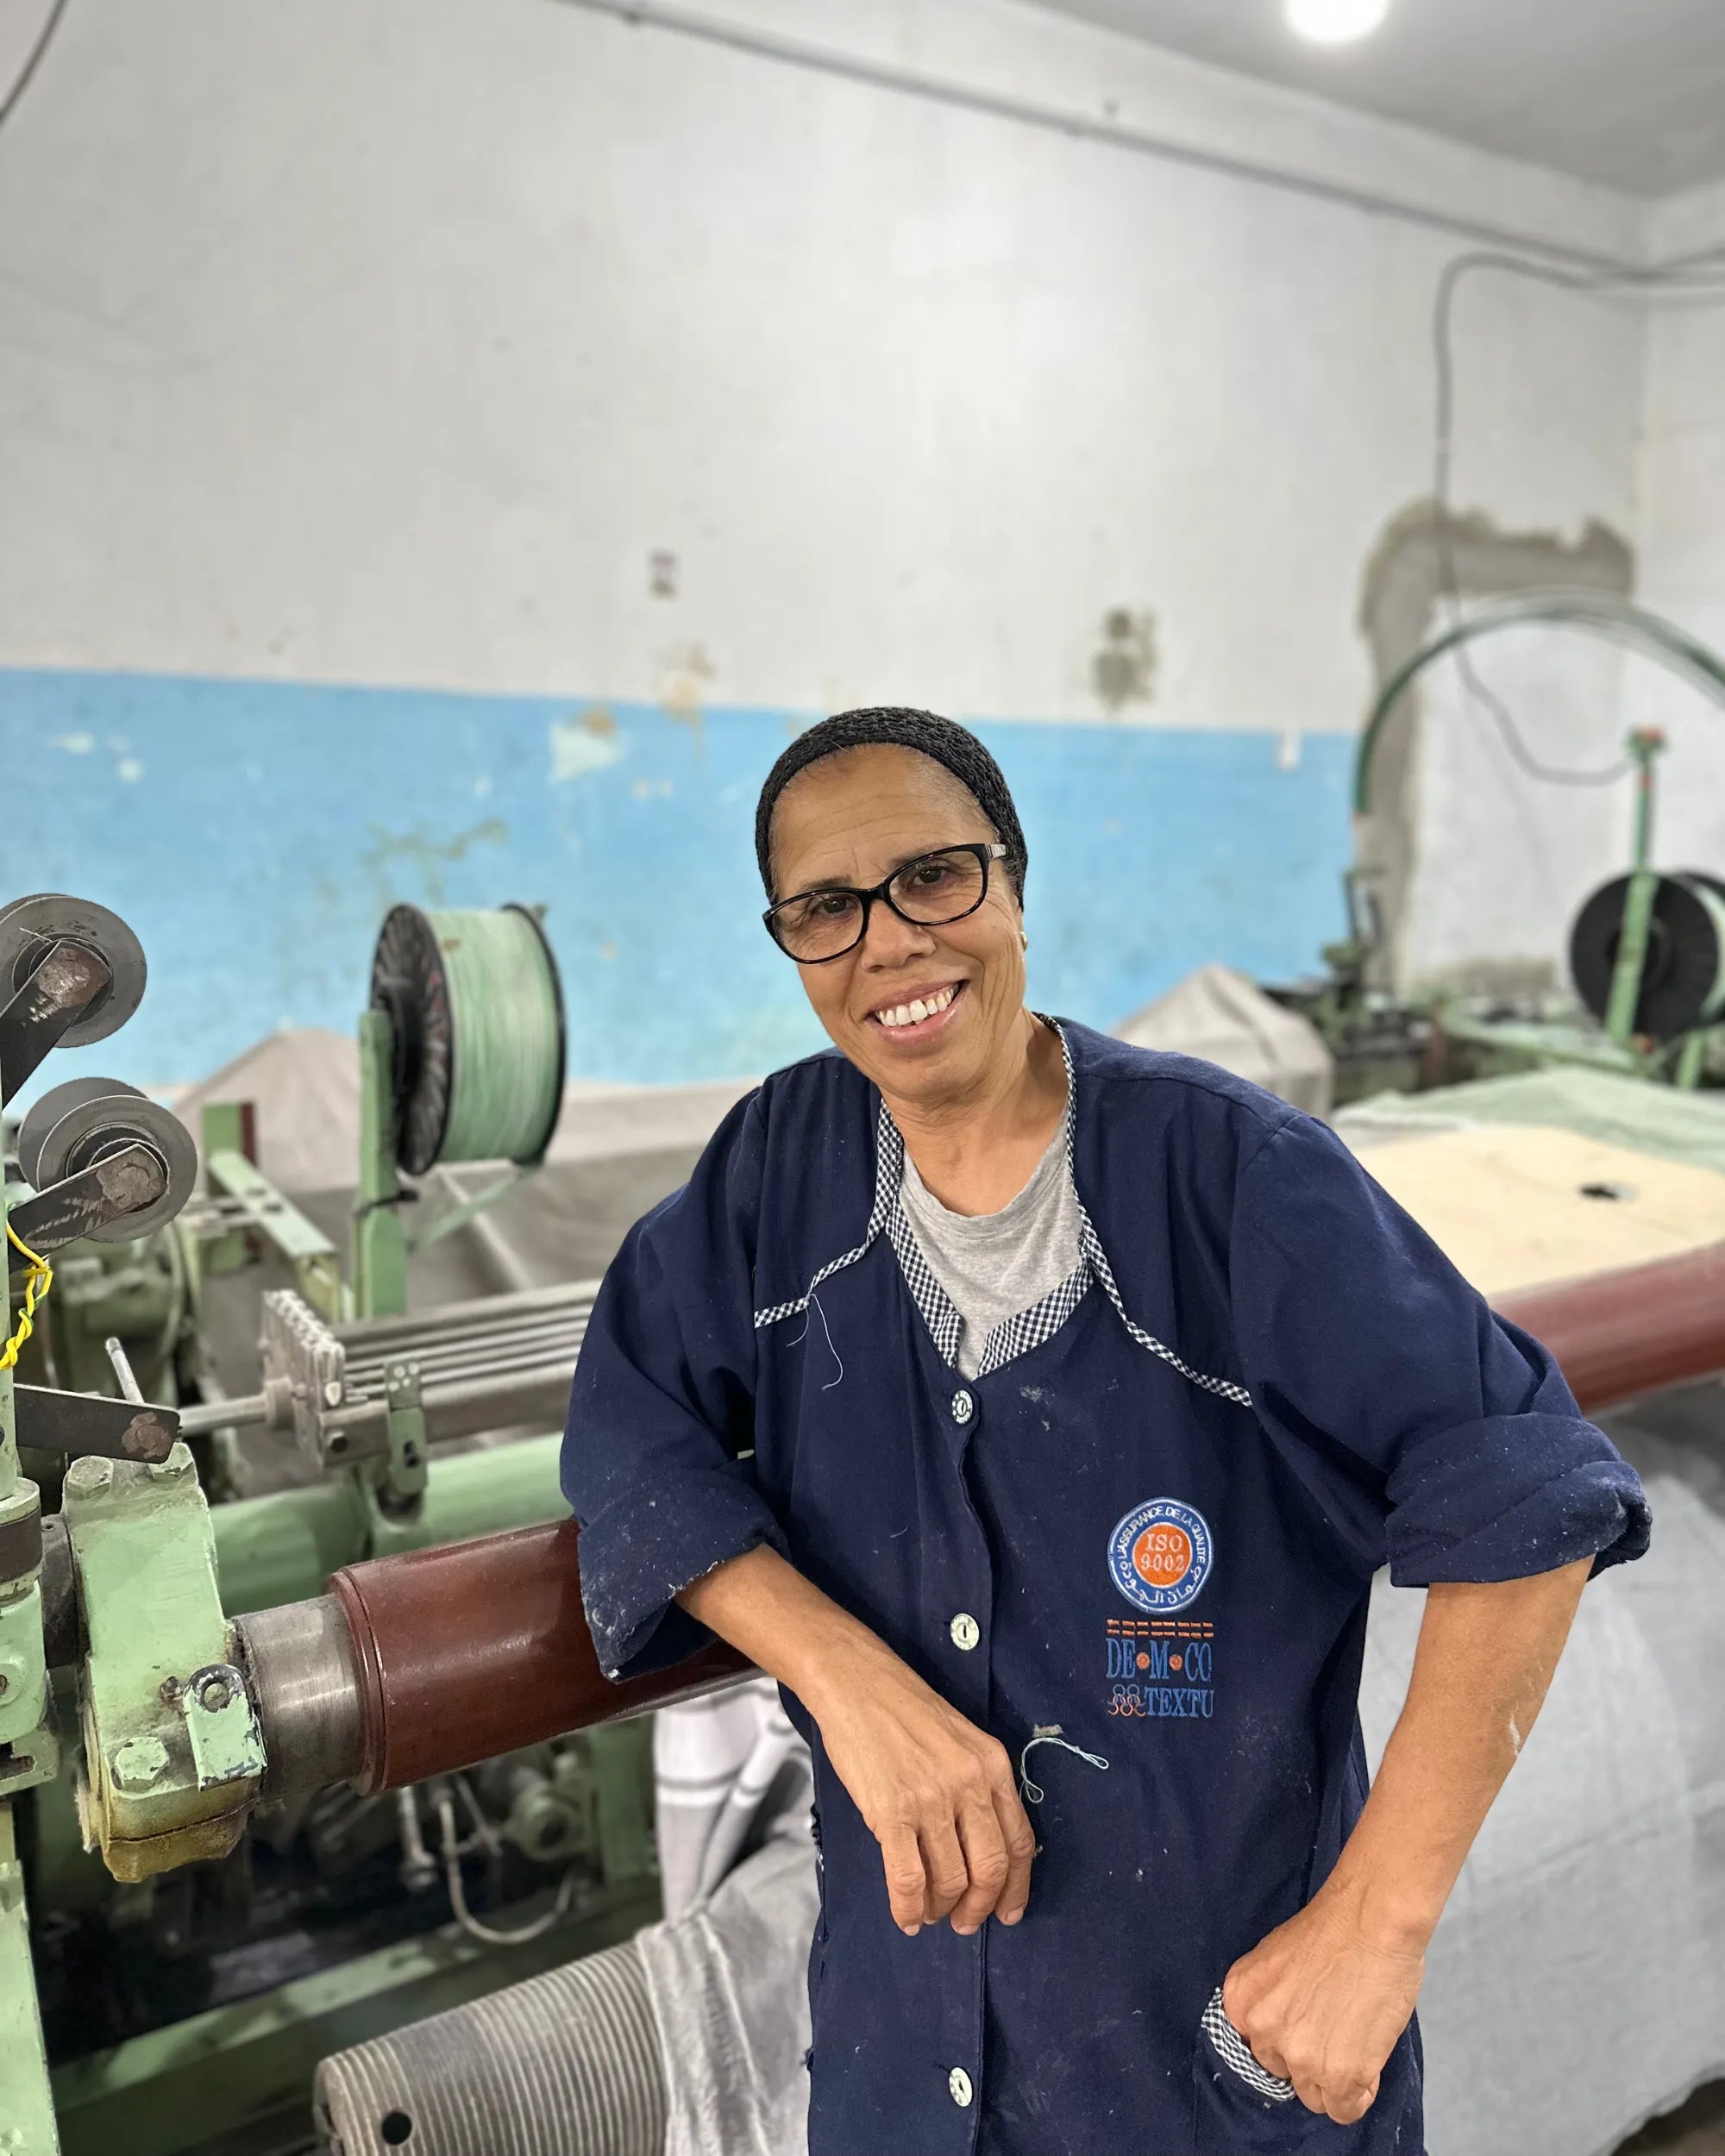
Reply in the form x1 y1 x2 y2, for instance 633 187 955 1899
347 1327 587 1380
1605 732 1666 1046
347 1352 587 1404
333 1281 599 1349
103 1337 144 1406
341 1313 592 1369
178 1339 588 1439
175 1393 269 1438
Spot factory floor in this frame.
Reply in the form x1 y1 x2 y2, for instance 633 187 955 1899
1621 2084 1725 2152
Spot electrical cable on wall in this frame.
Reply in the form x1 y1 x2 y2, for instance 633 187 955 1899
0 0 71 138
1430 248 1725 789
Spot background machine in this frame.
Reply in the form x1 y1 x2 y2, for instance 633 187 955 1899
0 891 721 2156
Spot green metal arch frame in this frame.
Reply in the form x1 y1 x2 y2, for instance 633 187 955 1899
1353 590 1725 817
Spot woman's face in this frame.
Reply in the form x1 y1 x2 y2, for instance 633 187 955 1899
768 745 1026 1111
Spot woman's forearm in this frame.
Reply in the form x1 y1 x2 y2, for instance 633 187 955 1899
1327 1555 1592 1945
676 1542 898 1719
1223 1555 1593 2121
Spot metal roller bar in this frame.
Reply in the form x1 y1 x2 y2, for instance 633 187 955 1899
340 1357 586 1408
361 1368 576 1451
342 1319 591 1384
341 1305 593 1357
329 1281 599 1349
238 1595 365 1804
176 1357 579 1452
342 1344 590 1404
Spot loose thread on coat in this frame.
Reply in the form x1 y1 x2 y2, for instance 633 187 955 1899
1019 1724 1110 1806
787 1290 844 1391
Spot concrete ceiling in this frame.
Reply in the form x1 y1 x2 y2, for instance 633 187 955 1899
1032 0 1725 197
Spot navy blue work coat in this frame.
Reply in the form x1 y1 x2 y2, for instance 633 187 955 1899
562 1021 1649 2156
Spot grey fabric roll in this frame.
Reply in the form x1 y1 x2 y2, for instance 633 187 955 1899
314 1934 667 2156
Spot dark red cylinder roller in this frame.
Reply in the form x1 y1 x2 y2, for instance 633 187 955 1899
1495 1238 1725 1415
328 1518 751 1793
317 1241 1725 1793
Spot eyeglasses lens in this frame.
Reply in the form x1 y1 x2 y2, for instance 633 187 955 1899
773 892 864 962
891 850 986 922
772 851 987 961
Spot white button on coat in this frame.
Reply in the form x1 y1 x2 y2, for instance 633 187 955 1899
950 1612 981 1651
948 2067 975 2108
951 1389 974 1425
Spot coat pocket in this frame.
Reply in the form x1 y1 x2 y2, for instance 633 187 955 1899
1191 1990 1358 2153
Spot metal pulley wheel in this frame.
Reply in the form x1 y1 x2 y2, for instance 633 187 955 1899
17 1076 198 1240
369 905 567 1177
0 893 147 1047
1570 870 1725 1042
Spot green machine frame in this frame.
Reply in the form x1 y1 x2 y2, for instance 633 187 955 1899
0 898 647 2156
1352 589 1725 1088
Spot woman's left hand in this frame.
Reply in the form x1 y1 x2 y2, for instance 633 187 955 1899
1220 1888 1425 2122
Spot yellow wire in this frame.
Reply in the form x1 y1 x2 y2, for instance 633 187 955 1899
0 1222 53 1372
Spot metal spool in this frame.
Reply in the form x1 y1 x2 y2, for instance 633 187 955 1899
16 1076 198 1241
0 893 147 1046
1570 871 1725 1042
368 906 566 1177
315 1934 667 2156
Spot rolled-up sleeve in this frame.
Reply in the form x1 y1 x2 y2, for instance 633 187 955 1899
1230 1114 1651 1587
562 1093 787 1678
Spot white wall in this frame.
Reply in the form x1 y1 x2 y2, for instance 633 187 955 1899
0 0 1645 730
0 0 1683 1055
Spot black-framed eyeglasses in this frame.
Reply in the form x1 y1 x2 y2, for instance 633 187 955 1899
763 843 1008 964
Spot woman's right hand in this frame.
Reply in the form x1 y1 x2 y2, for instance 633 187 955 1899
808 1633 1037 1936
677 1544 1036 1936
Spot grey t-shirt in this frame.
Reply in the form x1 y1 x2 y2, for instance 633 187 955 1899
899 1125 1083 1378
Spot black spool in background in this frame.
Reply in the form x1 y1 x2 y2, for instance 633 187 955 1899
1569 870 1725 1042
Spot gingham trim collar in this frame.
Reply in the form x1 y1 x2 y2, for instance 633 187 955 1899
755 1019 1252 1410
884 1025 1090 1380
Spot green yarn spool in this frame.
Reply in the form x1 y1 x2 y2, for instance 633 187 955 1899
369 904 566 1175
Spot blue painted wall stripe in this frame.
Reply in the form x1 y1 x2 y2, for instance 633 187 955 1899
2 670 1351 1100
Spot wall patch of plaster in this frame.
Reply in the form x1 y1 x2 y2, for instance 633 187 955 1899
1354 503 1634 995
1092 609 1157 712
549 707 625 782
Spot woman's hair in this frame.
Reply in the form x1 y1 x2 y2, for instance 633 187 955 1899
755 707 1028 901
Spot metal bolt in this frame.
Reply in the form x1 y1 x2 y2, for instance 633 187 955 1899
197 1676 232 1714
111 1735 170 1792
147 1445 192 1483
65 1457 114 1495
159 1677 184 1706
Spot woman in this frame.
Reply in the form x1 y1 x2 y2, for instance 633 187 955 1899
563 707 1647 2154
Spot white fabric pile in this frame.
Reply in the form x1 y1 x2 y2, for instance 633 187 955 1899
640 1686 818 2156
1113 964 1334 1117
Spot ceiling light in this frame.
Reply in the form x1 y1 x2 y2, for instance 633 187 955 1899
1285 0 1390 45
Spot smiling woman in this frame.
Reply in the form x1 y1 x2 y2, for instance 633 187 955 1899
561 706 1648 2156
756 716 1065 1213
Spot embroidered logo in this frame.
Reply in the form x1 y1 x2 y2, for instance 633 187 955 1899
1105 1618 1214 1718
1107 1498 1214 1614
